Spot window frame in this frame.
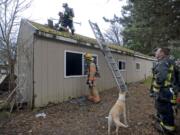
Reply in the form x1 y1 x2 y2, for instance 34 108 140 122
118 60 126 71
64 50 98 78
64 50 84 78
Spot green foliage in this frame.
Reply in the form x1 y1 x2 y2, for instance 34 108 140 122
105 0 180 55
143 76 153 88
171 49 180 59
0 111 10 120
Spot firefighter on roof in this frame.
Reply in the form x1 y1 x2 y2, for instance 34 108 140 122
55 3 75 34
60 3 75 35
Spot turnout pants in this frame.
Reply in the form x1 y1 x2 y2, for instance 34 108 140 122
155 88 175 132
61 18 74 34
87 80 101 103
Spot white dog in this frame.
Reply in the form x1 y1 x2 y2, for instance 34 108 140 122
107 92 128 135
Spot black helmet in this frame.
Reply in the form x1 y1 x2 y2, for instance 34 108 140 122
62 3 68 7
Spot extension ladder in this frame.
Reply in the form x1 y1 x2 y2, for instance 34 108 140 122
89 20 128 92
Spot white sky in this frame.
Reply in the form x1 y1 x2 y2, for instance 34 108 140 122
23 0 126 38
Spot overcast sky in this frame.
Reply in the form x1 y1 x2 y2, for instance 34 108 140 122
23 0 126 38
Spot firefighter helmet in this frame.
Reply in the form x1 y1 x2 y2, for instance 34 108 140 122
84 53 93 61
62 3 68 7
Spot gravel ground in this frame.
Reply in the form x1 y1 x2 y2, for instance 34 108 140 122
0 82 179 135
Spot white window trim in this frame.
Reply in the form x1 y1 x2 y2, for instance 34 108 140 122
64 50 98 78
135 62 141 71
64 50 84 78
118 60 126 71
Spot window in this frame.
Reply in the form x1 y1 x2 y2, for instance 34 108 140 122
84 55 98 75
65 51 98 77
65 51 83 77
136 62 141 70
118 61 126 70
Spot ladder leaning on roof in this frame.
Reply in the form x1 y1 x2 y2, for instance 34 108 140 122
88 20 128 92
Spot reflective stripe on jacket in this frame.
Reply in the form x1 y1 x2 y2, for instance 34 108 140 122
152 58 174 92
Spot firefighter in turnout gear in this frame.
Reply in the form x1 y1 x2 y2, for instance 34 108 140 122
55 11 64 31
60 3 75 35
84 53 101 103
152 48 177 134
174 59 180 93
175 59 180 109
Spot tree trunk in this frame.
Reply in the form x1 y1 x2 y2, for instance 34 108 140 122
8 58 15 92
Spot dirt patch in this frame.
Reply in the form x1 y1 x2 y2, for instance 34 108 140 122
0 82 179 135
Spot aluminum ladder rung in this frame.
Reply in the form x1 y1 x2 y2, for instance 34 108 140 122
89 20 128 92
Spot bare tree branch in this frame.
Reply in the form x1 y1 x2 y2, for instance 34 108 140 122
104 22 123 46
0 0 32 92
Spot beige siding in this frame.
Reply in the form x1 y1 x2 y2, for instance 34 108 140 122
16 20 35 106
33 37 154 107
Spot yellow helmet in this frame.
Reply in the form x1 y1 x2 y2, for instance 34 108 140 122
84 53 93 61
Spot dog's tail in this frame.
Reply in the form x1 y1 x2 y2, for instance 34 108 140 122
113 117 128 128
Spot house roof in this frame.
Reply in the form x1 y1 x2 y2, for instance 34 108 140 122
27 20 155 60
29 20 97 45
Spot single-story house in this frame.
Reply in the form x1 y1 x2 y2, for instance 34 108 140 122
16 19 155 108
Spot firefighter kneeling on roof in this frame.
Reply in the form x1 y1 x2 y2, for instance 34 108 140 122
84 53 101 103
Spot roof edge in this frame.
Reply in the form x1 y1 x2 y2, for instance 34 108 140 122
26 19 155 61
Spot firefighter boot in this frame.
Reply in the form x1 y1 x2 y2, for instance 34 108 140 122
87 87 94 101
154 121 165 134
71 29 75 35
87 95 94 101
92 87 101 103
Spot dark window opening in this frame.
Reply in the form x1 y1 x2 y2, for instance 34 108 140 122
136 63 140 70
118 61 126 70
66 52 82 76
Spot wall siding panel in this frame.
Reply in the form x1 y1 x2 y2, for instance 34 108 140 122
33 37 154 107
